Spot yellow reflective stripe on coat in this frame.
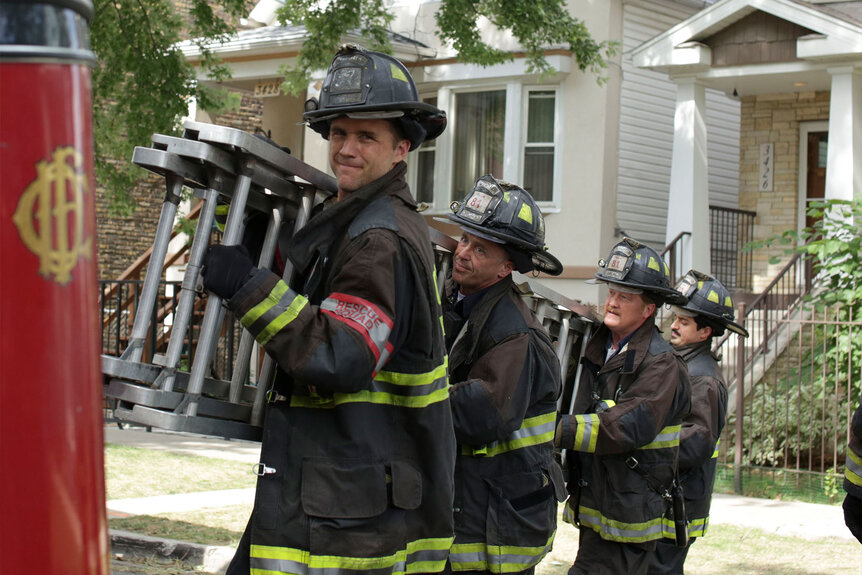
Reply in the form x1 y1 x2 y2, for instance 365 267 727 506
846 449 862 487
289 361 450 409
712 438 720 458
641 424 682 450
241 280 309 346
562 498 577 525
448 533 555 574
249 536 452 575
461 412 556 457
572 413 600 453
661 515 707 539
577 505 664 543
688 516 709 538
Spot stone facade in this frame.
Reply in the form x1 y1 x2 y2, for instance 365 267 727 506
738 91 830 292
96 93 264 280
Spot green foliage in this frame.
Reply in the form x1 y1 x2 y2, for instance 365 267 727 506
823 467 841 502
277 0 395 96
91 0 245 215
740 198 862 473
276 0 616 96
435 0 615 79
731 342 852 469
747 199 862 307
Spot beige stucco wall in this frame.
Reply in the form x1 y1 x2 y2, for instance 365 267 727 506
738 91 830 292
549 0 622 308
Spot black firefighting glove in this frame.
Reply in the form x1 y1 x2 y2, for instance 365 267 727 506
202 244 255 301
844 492 862 544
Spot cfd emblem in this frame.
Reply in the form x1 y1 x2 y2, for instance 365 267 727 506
13 147 93 285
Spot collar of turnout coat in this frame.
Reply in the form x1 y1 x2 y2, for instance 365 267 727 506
286 162 414 272
446 274 514 370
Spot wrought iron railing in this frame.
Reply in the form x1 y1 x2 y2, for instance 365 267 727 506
705 253 861 495
658 206 755 293
100 279 242 380
710 205 756 291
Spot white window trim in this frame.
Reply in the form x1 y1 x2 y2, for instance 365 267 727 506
409 81 563 214
796 120 829 233
519 84 562 210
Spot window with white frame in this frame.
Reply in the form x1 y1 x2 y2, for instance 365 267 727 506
522 89 556 202
413 96 437 205
452 89 507 201
409 84 559 210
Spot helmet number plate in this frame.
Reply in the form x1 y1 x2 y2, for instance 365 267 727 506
466 191 493 214
607 254 628 273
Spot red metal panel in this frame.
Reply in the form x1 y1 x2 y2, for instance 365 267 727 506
0 58 108 573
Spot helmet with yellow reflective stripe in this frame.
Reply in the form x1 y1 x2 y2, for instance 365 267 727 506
672 270 748 337
590 237 686 305
303 43 446 151
442 175 562 276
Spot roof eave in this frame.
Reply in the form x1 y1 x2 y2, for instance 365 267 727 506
632 0 862 72
178 27 436 63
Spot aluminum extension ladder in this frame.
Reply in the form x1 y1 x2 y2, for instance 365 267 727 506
102 121 337 441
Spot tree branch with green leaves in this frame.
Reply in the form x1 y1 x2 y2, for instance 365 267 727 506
91 0 246 215
275 0 616 96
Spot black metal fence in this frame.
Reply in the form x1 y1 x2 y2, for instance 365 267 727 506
711 255 859 502
710 205 756 291
659 206 755 293
100 279 243 380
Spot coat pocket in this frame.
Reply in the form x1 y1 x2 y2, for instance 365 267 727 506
301 458 388 519
484 469 557 551
390 460 422 510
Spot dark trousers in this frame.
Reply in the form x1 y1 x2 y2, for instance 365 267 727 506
568 528 654 575
646 537 695 575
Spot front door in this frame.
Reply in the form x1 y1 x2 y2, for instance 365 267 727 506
803 131 827 286
805 131 827 230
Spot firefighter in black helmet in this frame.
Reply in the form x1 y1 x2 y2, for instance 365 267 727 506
439 175 566 572
555 237 691 575
203 44 456 574
648 271 747 575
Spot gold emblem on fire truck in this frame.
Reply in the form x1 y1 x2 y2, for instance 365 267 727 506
13 147 92 285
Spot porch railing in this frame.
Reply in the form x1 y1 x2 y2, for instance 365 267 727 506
660 230 690 289
710 205 755 291
100 279 243 381
658 206 756 292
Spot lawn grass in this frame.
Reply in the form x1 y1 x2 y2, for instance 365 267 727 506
104 444 255 500
109 504 250 548
108 504 862 575
537 518 860 575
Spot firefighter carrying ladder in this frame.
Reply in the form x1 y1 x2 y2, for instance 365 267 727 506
103 122 597 441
